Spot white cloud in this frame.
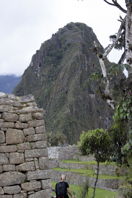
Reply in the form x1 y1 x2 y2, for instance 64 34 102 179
0 0 126 75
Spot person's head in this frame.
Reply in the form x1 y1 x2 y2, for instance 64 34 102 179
60 174 66 181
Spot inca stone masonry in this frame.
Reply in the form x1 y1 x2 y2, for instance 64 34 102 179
0 93 51 198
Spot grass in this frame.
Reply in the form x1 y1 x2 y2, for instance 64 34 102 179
52 182 118 198
61 159 116 166
53 167 124 180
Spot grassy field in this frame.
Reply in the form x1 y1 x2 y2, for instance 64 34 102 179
52 182 118 198
53 167 124 180
61 160 116 166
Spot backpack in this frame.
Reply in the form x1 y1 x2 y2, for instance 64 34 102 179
56 182 67 198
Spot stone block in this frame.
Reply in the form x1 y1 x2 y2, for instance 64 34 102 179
23 128 35 136
16 161 35 171
35 126 45 134
39 157 49 170
0 165 3 173
17 142 31 151
26 134 45 142
19 113 32 122
21 181 41 191
6 129 25 144
1 122 14 128
25 158 34 162
32 112 43 120
34 158 39 169
25 149 48 158
13 192 27 198
0 153 8 165
15 122 28 129
9 153 24 164
41 179 51 190
3 165 15 171
0 187 4 194
2 112 18 122
0 172 26 187
28 120 44 127
0 105 13 112
0 195 12 198
31 141 47 149
28 189 51 198
27 170 51 180
3 185 21 194
0 145 17 153
0 131 5 143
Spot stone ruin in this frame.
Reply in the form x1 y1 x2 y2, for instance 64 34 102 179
0 93 51 198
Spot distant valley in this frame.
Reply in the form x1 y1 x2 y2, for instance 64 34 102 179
0 75 21 94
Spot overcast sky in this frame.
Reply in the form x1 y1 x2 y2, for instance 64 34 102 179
0 0 126 76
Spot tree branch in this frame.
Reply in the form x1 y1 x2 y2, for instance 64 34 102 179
103 17 126 58
104 0 127 13
118 50 126 64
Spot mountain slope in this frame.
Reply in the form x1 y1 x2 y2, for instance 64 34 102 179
0 75 21 94
14 22 113 143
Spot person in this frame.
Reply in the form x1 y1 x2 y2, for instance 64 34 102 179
55 174 72 198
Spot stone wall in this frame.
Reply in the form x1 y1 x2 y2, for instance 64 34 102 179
0 93 51 198
48 145 80 160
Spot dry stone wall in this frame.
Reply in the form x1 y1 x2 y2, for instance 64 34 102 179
0 93 51 198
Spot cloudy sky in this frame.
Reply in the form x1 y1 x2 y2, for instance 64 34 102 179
0 0 126 76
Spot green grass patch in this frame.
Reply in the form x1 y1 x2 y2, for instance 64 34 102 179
53 167 124 180
61 159 116 166
52 182 117 198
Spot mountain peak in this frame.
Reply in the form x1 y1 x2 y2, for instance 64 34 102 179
14 22 112 143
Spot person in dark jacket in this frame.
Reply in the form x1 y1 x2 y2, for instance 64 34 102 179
55 174 72 198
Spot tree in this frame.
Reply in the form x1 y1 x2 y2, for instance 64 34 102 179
102 0 132 69
78 129 111 198
93 0 132 109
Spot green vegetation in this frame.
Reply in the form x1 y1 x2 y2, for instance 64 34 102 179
54 167 121 180
52 182 117 198
61 160 116 166
53 167 124 180
78 129 112 198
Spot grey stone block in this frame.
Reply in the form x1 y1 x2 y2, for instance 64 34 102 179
28 189 51 198
27 170 51 180
0 172 26 187
3 185 21 194
16 162 35 171
30 141 47 149
9 153 24 165
17 142 31 151
0 145 17 153
0 153 8 165
23 128 35 136
35 126 45 134
25 149 48 158
6 129 25 145
26 134 46 142
21 181 41 191
28 120 44 127
32 112 43 120
3 165 16 171
15 122 28 129
0 131 5 143
0 187 4 194
19 113 32 122
3 112 18 122
39 157 49 170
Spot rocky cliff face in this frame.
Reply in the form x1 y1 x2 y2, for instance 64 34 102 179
14 22 113 143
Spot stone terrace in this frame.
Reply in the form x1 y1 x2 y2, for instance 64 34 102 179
0 93 51 198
